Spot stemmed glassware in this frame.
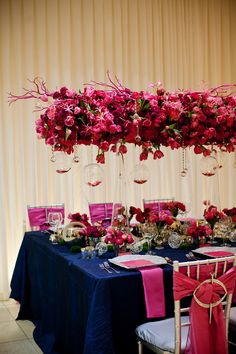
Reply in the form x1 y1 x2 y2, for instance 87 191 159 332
141 222 156 254
215 218 232 247
48 212 63 233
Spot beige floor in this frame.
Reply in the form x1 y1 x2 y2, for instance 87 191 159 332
0 299 43 354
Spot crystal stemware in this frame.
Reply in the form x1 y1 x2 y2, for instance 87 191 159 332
48 212 62 233
141 222 156 254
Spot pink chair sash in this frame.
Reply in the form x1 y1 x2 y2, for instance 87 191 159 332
143 201 168 213
139 267 166 318
89 203 113 226
28 206 65 230
173 266 236 354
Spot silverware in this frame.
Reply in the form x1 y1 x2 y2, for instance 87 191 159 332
186 252 197 260
99 263 112 273
103 261 120 273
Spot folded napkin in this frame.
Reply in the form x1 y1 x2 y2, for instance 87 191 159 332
120 259 154 268
139 267 165 318
204 251 234 257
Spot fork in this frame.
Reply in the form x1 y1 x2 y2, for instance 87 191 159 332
99 263 112 273
186 252 196 260
103 261 120 274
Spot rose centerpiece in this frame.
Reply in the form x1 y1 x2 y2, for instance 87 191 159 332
80 225 106 247
104 227 134 256
129 206 175 250
203 204 226 243
186 221 212 247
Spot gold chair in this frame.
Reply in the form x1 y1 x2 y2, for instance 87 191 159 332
136 256 236 354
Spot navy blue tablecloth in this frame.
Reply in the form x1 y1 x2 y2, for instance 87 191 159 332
10 232 189 354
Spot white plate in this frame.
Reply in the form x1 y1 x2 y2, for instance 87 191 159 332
108 254 167 269
193 246 236 258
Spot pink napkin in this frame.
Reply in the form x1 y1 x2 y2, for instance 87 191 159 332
204 251 234 257
139 267 166 318
120 259 154 268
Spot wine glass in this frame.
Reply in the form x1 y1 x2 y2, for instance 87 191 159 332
130 241 144 254
141 222 156 254
48 212 62 233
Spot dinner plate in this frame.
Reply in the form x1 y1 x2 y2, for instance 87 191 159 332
108 254 167 269
193 246 236 258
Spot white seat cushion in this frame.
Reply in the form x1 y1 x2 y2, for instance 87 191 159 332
230 306 236 327
135 316 189 353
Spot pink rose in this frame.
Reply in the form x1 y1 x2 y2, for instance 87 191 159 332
65 116 75 127
74 107 81 114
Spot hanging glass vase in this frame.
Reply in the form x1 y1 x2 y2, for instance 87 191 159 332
131 163 150 184
53 151 72 174
200 156 218 177
83 163 104 187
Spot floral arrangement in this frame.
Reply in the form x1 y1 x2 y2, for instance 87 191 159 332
104 227 134 246
186 221 212 239
81 225 106 239
160 201 186 217
203 204 226 229
9 77 236 163
129 206 174 227
222 207 236 222
68 212 91 226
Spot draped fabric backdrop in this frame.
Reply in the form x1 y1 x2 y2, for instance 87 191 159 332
0 0 236 299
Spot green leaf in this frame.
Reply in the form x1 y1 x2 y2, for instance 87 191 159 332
70 245 81 253
65 127 70 141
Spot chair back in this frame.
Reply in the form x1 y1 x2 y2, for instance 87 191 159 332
173 256 236 354
88 203 113 227
143 198 174 213
27 204 65 230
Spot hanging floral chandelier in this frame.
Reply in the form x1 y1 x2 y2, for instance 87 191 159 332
9 77 236 164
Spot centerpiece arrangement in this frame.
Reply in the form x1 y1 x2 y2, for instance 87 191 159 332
203 202 226 243
9 77 236 164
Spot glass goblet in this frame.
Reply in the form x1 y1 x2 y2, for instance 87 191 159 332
48 212 62 234
154 232 164 250
130 242 143 254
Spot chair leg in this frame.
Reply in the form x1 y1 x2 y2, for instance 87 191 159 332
137 340 143 354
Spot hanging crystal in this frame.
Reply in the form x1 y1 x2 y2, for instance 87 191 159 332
50 146 56 162
73 145 79 163
180 148 188 177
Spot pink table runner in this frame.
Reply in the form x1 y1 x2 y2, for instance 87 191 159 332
139 267 166 318
205 251 234 257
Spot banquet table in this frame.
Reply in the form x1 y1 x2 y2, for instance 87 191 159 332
10 232 192 354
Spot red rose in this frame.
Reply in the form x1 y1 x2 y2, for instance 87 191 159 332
154 150 164 159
